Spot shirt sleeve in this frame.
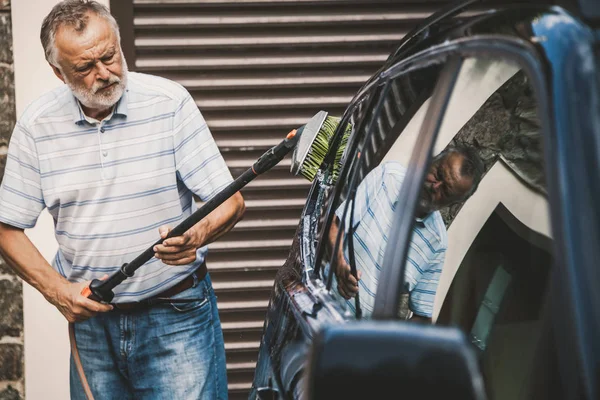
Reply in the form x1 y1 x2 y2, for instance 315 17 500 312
0 123 45 229
173 92 233 201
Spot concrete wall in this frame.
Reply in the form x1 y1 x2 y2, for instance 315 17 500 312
0 0 23 399
8 1 109 399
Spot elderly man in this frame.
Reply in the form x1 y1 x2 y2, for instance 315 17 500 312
331 145 483 322
0 1 244 399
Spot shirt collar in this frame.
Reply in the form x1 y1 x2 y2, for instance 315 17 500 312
70 93 85 124
415 212 437 230
114 88 129 118
71 88 129 125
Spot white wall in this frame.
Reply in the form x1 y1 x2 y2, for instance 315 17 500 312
11 1 110 398
432 161 551 320
383 58 520 165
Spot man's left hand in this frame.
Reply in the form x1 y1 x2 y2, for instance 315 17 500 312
153 225 204 266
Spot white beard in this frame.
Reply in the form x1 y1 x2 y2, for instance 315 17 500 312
64 57 128 111
417 198 435 216
416 185 436 215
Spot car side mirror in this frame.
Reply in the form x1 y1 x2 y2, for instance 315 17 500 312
304 321 486 400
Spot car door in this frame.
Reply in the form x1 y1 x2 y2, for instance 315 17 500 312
361 9 600 400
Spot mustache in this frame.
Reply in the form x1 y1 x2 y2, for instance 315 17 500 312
93 75 121 93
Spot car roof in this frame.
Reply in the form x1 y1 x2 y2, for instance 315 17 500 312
353 2 597 102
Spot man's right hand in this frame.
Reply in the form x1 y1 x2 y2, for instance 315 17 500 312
335 256 362 300
50 279 113 323
328 216 362 299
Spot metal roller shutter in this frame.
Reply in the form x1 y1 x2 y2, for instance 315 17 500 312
122 1 449 398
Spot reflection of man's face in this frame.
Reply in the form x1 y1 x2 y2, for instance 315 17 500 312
417 152 474 215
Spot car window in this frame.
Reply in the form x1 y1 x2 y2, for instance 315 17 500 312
405 57 561 400
313 61 443 320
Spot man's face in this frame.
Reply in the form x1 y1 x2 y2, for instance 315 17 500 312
52 13 127 111
417 152 474 215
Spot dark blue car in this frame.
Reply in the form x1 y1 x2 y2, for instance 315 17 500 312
250 1 600 399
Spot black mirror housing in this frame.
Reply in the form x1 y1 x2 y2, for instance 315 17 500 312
305 321 486 400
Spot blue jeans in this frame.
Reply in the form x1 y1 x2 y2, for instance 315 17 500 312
70 274 228 399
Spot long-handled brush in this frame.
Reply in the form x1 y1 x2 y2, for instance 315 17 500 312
80 110 358 311
81 111 348 304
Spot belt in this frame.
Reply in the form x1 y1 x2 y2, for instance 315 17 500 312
112 261 207 312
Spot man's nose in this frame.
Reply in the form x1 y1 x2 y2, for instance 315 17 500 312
95 62 111 81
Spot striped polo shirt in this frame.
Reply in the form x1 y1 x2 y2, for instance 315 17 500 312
0 72 233 302
334 161 447 318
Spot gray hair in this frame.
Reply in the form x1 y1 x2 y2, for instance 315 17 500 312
40 0 120 66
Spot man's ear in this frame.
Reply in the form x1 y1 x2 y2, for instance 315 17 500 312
50 63 66 83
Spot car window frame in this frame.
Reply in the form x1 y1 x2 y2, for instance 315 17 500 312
304 35 554 319
370 35 554 316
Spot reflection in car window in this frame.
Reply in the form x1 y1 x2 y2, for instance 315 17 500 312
316 62 443 319
423 58 555 400
438 69 545 227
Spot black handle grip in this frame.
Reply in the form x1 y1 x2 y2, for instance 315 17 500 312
87 278 114 303
253 128 301 174
81 264 131 303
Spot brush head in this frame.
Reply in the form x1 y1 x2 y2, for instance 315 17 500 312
290 111 328 178
290 110 351 183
